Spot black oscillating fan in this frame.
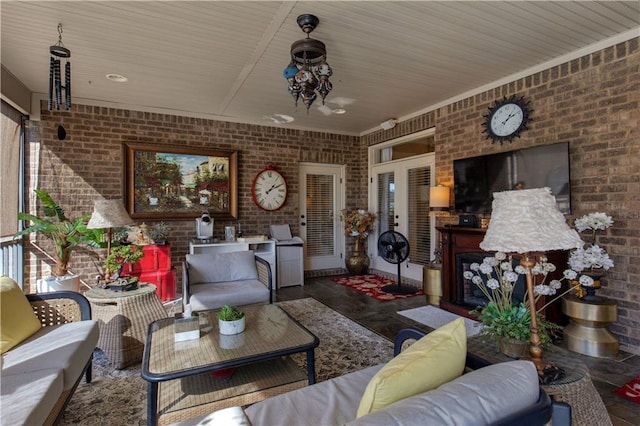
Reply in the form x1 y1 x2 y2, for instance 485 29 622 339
377 231 416 295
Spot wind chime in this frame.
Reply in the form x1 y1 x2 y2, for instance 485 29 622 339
48 24 71 110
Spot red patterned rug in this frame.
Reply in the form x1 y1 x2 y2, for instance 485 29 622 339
331 274 424 301
614 376 640 404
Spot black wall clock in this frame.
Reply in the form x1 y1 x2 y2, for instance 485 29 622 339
251 164 288 211
482 95 532 144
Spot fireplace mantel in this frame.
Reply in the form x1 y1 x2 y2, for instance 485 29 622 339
437 225 567 325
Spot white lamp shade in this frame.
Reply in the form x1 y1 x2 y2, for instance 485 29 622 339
87 199 133 229
429 186 450 212
479 187 582 253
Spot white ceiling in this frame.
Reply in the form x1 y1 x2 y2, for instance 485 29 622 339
2 1 638 136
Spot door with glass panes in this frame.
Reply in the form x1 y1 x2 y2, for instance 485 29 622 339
369 132 436 283
299 163 345 271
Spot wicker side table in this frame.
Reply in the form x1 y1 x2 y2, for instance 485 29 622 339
85 284 167 369
468 336 612 426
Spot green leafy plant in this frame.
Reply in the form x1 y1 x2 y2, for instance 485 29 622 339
15 189 104 276
104 244 144 276
217 305 245 321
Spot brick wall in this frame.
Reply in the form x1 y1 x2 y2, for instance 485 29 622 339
26 38 639 352
362 38 640 353
24 107 362 292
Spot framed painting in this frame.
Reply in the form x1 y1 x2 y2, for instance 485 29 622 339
123 143 237 220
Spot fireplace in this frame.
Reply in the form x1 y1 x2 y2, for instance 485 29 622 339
437 225 567 325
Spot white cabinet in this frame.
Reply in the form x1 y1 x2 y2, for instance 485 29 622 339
189 240 277 290
276 245 304 288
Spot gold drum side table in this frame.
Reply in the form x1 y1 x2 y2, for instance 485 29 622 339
562 295 619 358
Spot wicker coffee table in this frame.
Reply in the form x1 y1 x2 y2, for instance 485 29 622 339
141 304 319 426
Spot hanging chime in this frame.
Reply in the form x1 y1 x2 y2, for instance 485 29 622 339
48 24 71 110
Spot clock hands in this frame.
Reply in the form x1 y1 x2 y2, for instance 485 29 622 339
501 112 517 125
266 183 283 195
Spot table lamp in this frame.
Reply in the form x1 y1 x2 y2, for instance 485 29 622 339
479 187 582 372
87 199 134 261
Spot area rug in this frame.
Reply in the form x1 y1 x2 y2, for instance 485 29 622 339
59 298 393 425
331 274 424 301
397 305 483 337
613 376 640 403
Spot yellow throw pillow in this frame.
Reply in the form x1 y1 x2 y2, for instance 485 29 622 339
1 276 42 354
356 318 467 417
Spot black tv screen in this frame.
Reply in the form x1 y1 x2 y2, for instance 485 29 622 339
453 142 571 214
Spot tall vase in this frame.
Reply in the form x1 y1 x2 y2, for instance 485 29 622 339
345 237 370 275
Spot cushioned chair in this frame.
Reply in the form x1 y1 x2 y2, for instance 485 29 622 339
182 250 273 312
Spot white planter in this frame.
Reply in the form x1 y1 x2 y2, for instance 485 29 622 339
218 317 245 336
218 332 246 349
36 274 81 293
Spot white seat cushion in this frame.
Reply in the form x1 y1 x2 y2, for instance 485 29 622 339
1 321 98 391
186 251 258 284
0 369 63 426
188 280 270 311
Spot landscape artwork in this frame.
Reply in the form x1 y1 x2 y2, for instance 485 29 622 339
124 143 237 220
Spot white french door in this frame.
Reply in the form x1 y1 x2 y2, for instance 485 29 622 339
370 154 435 283
299 163 345 271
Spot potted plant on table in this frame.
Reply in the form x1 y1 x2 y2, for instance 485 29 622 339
101 244 144 290
14 189 104 292
464 252 578 358
217 304 246 335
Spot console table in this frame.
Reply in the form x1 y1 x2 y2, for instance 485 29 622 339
189 240 277 289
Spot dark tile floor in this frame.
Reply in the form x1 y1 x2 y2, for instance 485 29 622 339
275 275 640 426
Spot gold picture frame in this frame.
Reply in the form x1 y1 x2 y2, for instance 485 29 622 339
124 143 237 220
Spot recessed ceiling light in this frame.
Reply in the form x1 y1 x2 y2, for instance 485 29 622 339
106 74 128 82
332 108 346 115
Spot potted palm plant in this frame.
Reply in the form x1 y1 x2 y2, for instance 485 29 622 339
15 189 103 292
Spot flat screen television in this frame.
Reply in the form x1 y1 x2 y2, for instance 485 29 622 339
453 142 571 215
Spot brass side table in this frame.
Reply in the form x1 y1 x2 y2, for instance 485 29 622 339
562 295 619 358
85 283 167 369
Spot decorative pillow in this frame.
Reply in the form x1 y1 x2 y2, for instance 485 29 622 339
1 276 42 354
356 317 467 417
186 251 258 284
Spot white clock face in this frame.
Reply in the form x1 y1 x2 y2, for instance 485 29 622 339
490 103 524 137
252 170 287 211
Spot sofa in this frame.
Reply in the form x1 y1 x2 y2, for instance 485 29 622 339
174 322 571 426
182 250 273 312
0 278 99 426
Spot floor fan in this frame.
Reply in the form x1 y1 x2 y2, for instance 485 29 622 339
377 230 417 294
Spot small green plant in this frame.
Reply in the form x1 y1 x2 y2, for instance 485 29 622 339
104 244 144 275
149 222 170 243
217 305 245 321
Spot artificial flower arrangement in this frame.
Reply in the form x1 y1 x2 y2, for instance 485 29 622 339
341 209 376 239
464 252 580 346
568 212 614 297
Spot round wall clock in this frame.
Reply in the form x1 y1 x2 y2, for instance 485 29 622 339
251 164 288 211
482 95 532 144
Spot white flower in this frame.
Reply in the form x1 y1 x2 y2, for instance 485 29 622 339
500 262 511 271
463 271 474 280
544 263 556 273
479 263 493 274
574 212 613 233
470 263 480 272
569 245 614 271
494 252 507 261
563 269 578 280
515 265 527 274
532 264 544 275
549 280 562 290
503 271 518 283
579 275 595 287
483 256 499 267
534 284 557 296
486 278 500 289
472 276 483 285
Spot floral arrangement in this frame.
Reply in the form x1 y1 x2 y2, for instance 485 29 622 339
464 252 578 345
569 212 614 273
341 209 376 239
